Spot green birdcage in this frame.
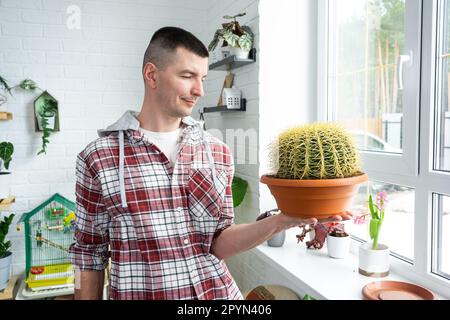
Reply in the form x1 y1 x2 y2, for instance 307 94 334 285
17 193 76 291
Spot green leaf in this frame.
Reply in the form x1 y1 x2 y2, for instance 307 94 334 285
369 218 379 240
303 294 316 300
208 33 219 52
0 75 12 95
223 31 239 47
0 214 15 257
0 141 14 170
368 195 379 219
238 34 252 51
231 176 248 207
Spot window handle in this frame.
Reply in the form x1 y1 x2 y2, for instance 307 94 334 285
397 51 413 90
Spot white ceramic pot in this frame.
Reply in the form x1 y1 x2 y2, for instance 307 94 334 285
0 171 12 200
230 46 250 59
326 234 350 259
221 46 232 59
0 252 12 291
358 242 390 277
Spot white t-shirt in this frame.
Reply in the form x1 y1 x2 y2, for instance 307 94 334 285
139 127 182 167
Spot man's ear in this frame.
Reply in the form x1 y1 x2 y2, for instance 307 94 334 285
143 63 158 89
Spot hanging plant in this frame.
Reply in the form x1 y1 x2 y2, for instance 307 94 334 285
37 98 58 156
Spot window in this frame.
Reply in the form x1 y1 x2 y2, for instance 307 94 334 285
435 1 450 172
319 0 450 295
433 193 450 278
322 0 420 177
328 0 406 154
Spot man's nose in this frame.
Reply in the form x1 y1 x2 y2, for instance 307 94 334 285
192 79 204 97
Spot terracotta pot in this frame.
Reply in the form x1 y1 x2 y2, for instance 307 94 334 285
260 173 368 219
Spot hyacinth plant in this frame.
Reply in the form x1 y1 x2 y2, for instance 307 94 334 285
368 191 388 250
268 123 362 180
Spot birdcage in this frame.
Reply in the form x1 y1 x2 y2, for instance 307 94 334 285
17 193 76 291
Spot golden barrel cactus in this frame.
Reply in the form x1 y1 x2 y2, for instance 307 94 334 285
270 123 361 180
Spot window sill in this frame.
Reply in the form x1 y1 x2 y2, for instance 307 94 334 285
254 228 447 300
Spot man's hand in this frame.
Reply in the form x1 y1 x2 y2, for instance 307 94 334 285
277 210 353 230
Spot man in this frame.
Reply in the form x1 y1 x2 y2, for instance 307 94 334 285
69 26 346 300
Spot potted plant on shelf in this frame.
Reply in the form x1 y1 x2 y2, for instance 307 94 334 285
358 191 390 277
0 141 14 200
0 213 15 291
208 12 254 60
260 122 368 220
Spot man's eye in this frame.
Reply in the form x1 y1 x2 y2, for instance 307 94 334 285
181 75 191 79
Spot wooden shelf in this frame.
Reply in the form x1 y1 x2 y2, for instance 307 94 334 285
0 196 15 211
0 112 13 120
203 99 246 113
209 48 257 71
0 276 19 300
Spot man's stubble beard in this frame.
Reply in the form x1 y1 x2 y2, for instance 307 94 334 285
166 103 193 119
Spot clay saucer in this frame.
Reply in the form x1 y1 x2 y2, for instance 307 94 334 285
362 281 438 300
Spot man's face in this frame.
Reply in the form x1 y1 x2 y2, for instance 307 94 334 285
154 47 208 118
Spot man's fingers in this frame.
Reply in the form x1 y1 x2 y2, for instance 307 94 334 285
303 218 318 226
318 215 342 223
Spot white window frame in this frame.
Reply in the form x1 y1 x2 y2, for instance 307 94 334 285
318 0 450 297
318 0 422 177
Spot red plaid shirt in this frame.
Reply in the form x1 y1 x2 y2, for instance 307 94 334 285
69 113 242 300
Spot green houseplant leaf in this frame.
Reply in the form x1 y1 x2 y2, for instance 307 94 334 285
0 141 14 171
0 214 15 258
238 34 253 51
231 176 248 207
222 30 239 48
0 75 12 95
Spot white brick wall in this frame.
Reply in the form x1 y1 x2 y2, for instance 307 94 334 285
0 0 208 277
201 0 260 226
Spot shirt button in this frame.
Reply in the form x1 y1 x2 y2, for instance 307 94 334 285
183 239 189 245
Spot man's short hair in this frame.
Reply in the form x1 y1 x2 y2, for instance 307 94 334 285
142 26 209 71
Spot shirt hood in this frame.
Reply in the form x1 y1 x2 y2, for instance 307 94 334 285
98 110 218 209
97 110 200 137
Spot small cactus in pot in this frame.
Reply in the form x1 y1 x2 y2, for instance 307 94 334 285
261 122 368 219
